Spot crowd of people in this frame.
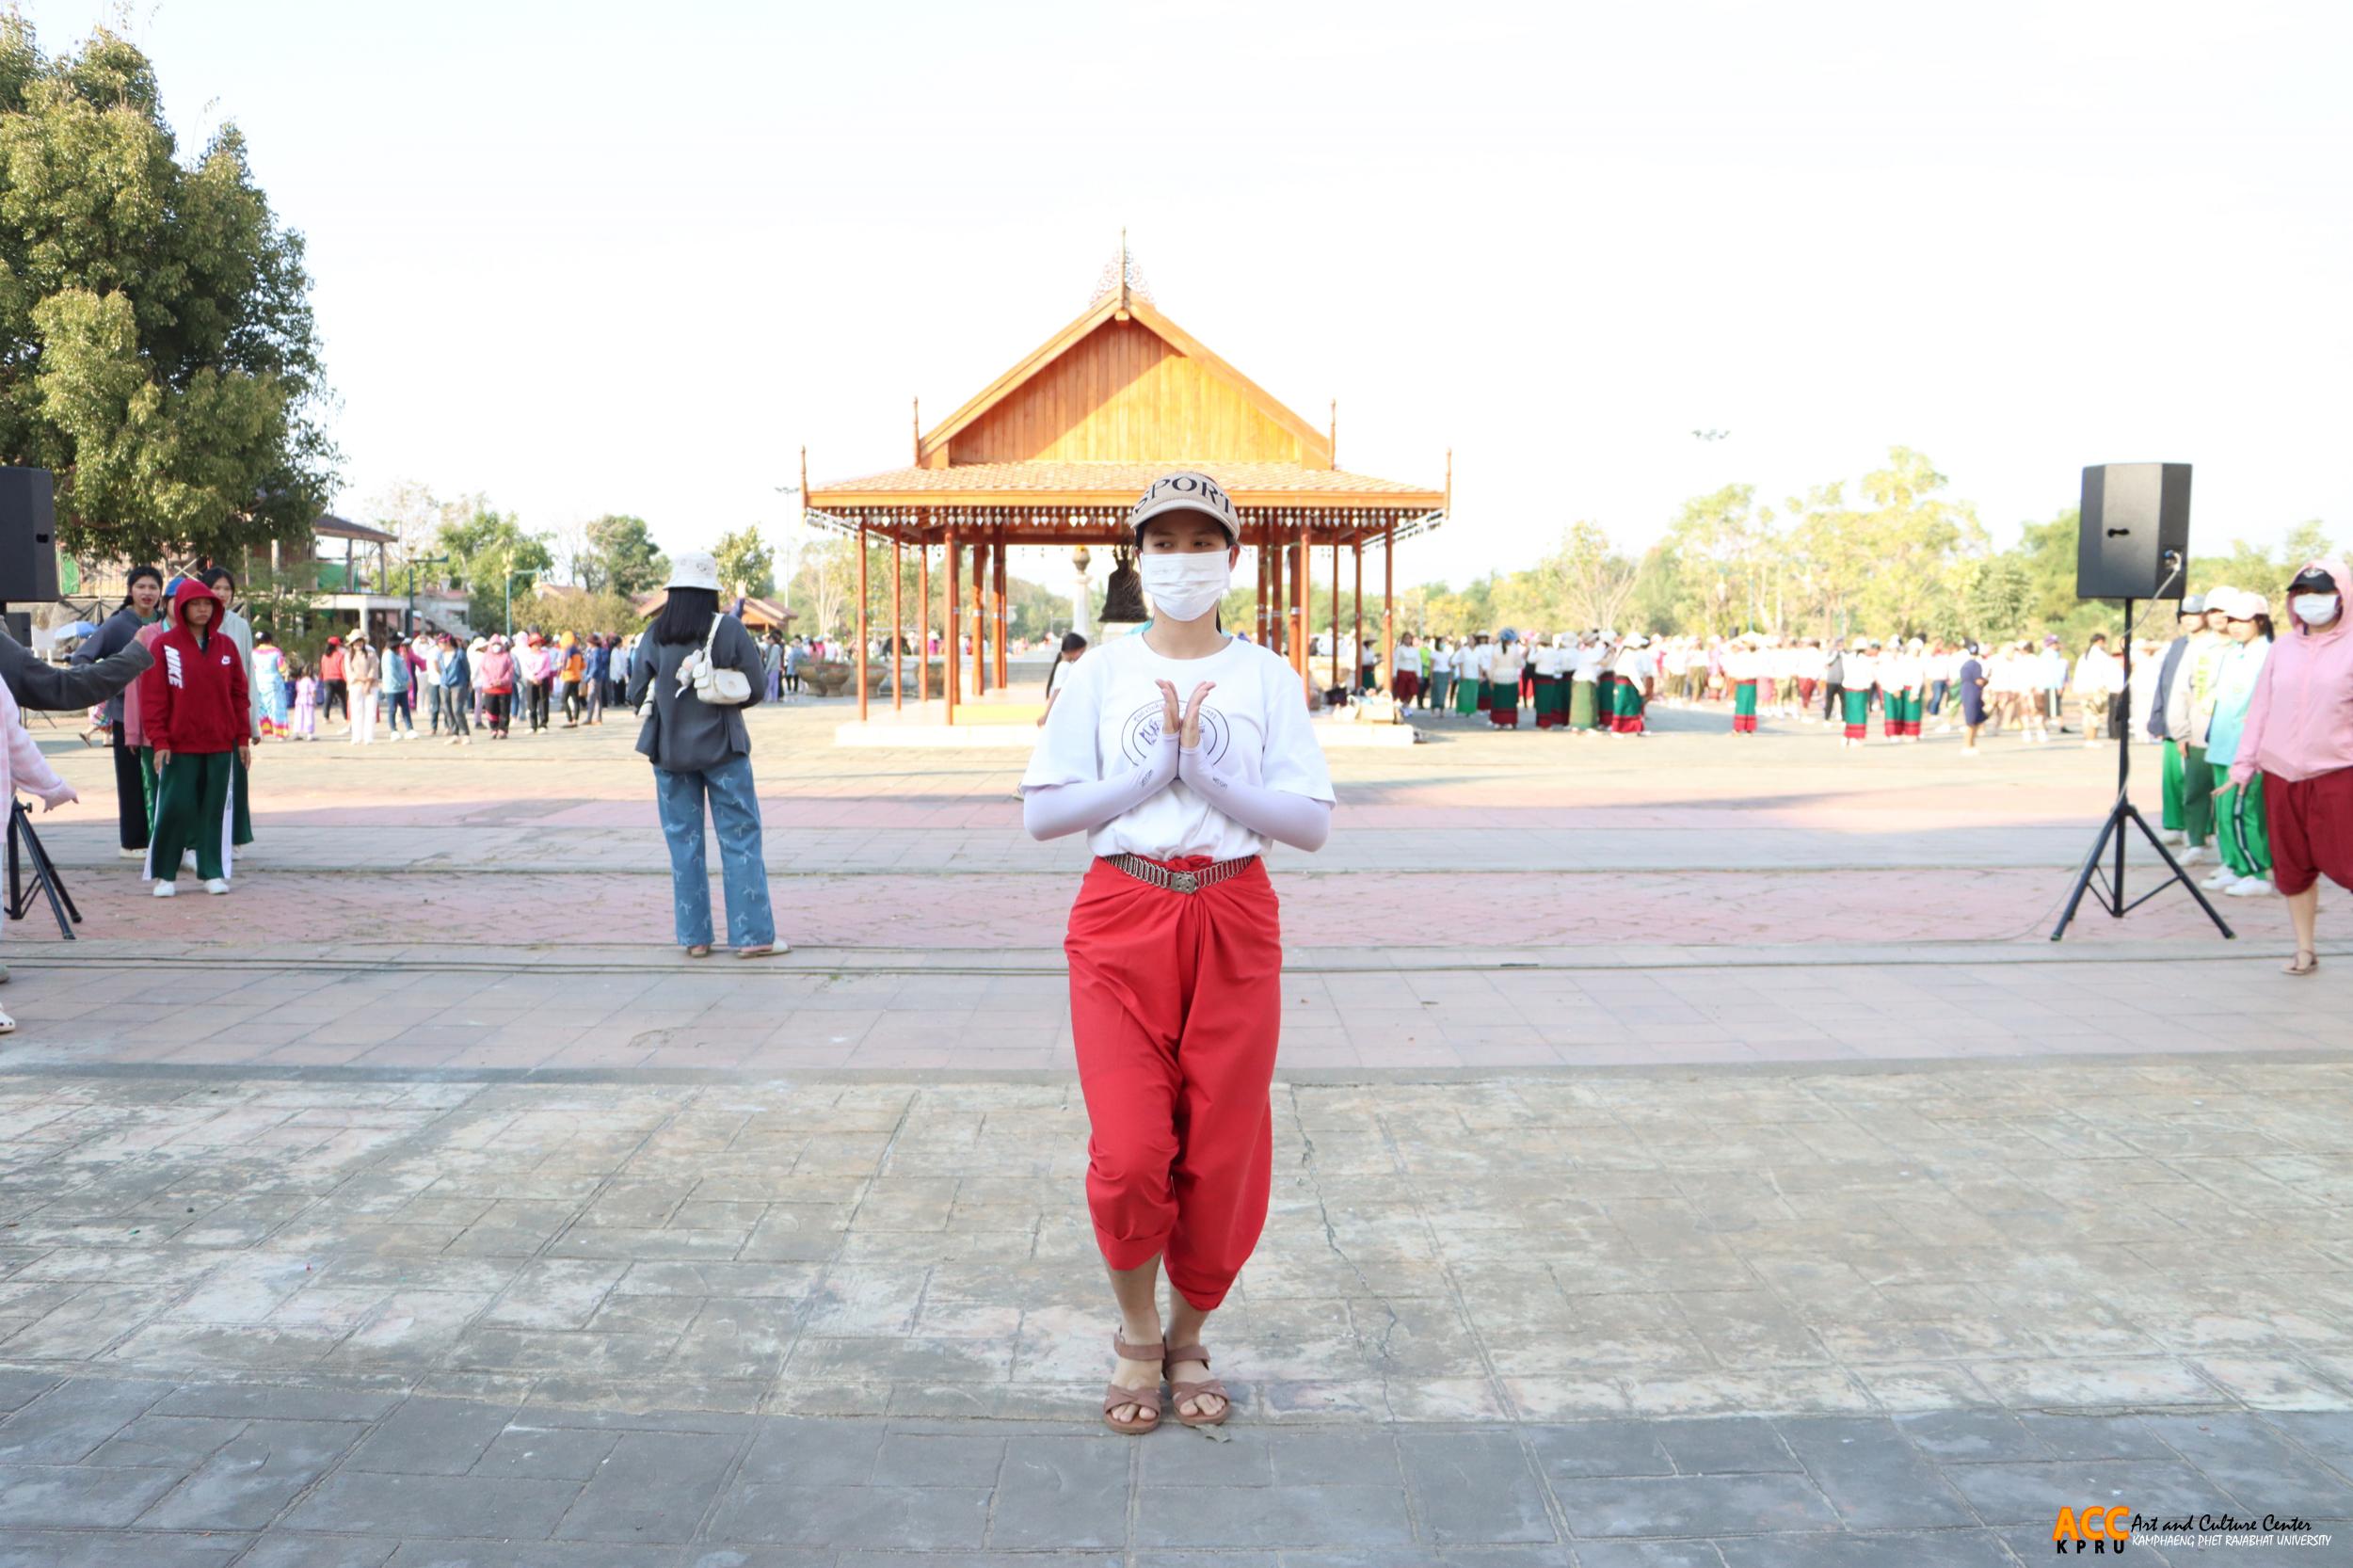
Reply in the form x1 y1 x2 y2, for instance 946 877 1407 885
1343 627 2154 751
287 626 634 744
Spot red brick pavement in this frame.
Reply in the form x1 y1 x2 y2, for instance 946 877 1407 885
24 865 2285 949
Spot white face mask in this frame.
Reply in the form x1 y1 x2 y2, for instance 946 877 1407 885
2293 593 2341 626
1139 552 1231 623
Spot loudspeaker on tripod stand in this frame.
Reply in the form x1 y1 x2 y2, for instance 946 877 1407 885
2050 457 2232 941
2076 462 2191 600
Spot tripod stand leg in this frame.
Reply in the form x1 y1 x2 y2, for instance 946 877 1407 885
2051 807 2126 940
2121 802 2233 938
9 804 78 939
5 804 21 921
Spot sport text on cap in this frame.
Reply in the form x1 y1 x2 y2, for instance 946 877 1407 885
1128 471 1240 546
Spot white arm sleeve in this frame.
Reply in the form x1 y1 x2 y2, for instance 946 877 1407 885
1178 744 1332 852
1022 736 1177 841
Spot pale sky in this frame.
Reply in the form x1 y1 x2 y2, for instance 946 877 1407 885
26 0 2353 586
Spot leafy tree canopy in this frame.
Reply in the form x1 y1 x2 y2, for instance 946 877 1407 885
435 504 552 632
579 513 666 596
713 525 773 598
0 21 334 565
1402 448 2329 649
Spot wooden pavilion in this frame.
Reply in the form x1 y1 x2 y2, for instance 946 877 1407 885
803 253 1448 721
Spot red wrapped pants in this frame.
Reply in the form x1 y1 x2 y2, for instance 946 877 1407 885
1064 855 1284 1311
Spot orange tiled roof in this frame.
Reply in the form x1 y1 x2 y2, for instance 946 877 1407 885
808 460 1440 505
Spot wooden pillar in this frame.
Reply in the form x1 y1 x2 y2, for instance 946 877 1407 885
969 531 987 696
891 532 904 712
856 520 870 723
945 525 960 723
992 528 1008 691
917 525 931 706
1353 539 1365 689
1270 520 1285 653
1293 514 1311 698
1330 539 1342 692
1256 528 1269 643
1383 519 1396 702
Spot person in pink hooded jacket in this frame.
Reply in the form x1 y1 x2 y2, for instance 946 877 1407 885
0 674 77 1032
2230 557 2353 976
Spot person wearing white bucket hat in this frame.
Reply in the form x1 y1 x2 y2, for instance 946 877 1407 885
2204 588 2276 899
628 552 783 959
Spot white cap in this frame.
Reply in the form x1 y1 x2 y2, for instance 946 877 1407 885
1128 471 1240 546
669 552 721 591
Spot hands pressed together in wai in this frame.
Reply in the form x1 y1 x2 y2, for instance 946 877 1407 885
1021 679 1329 853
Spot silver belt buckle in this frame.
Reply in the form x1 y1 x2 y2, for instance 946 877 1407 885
1170 870 1200 894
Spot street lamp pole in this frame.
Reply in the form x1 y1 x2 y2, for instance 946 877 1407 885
504 569 529 637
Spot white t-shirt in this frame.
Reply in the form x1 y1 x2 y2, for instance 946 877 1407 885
1045 656 1079 699
1020 632 1336 862
1433 646 1456 674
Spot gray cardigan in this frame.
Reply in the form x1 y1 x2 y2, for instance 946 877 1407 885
627 616 768 774
24 626 152 714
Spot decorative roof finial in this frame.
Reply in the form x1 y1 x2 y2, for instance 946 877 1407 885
1088 239 1153 310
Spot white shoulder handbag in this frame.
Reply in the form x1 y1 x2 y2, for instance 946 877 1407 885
675 614 752 707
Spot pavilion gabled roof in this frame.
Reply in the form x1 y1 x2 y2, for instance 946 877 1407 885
807 261 1445 527
911 289 1334 471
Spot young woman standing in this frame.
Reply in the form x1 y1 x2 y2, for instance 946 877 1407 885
478 636 517 738
1038 632 1089 728
2202 590 2274 899
628 554 781 959
344 634 380 744
72 566 165 857
141 579 251 897
1023 472 1335 1434
2229 561 2353 974
1957 643 1989 755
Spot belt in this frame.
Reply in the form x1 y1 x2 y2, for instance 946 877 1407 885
1103 854 1257 895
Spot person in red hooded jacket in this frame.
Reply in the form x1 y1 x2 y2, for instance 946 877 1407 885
138 579 253 896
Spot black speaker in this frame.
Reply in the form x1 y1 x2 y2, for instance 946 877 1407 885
2077 462 2191 600
0 468 58 605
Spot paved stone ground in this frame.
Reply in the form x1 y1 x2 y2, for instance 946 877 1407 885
4 1066 2353 1561
2 696 2349 1560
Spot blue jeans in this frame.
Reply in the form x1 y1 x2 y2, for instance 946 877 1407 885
654 754 776 950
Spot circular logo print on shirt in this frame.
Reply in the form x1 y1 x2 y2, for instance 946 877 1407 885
1118 696 1231 770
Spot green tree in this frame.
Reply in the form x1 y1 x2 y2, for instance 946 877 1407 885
1957 554 2032 644
436 505 553 632
713 525 774 598
2281 520 2333 575
1625 543 1685 635
0 22 334 565
1529 520 1641 632
1848 448 1984 634
1666 484 1772 633
579 514 666 596
531 589 645 640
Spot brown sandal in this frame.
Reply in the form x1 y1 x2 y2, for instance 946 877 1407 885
2286 949 2320 976
1102 1334 1164 1434
1166 1342 1230 1427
